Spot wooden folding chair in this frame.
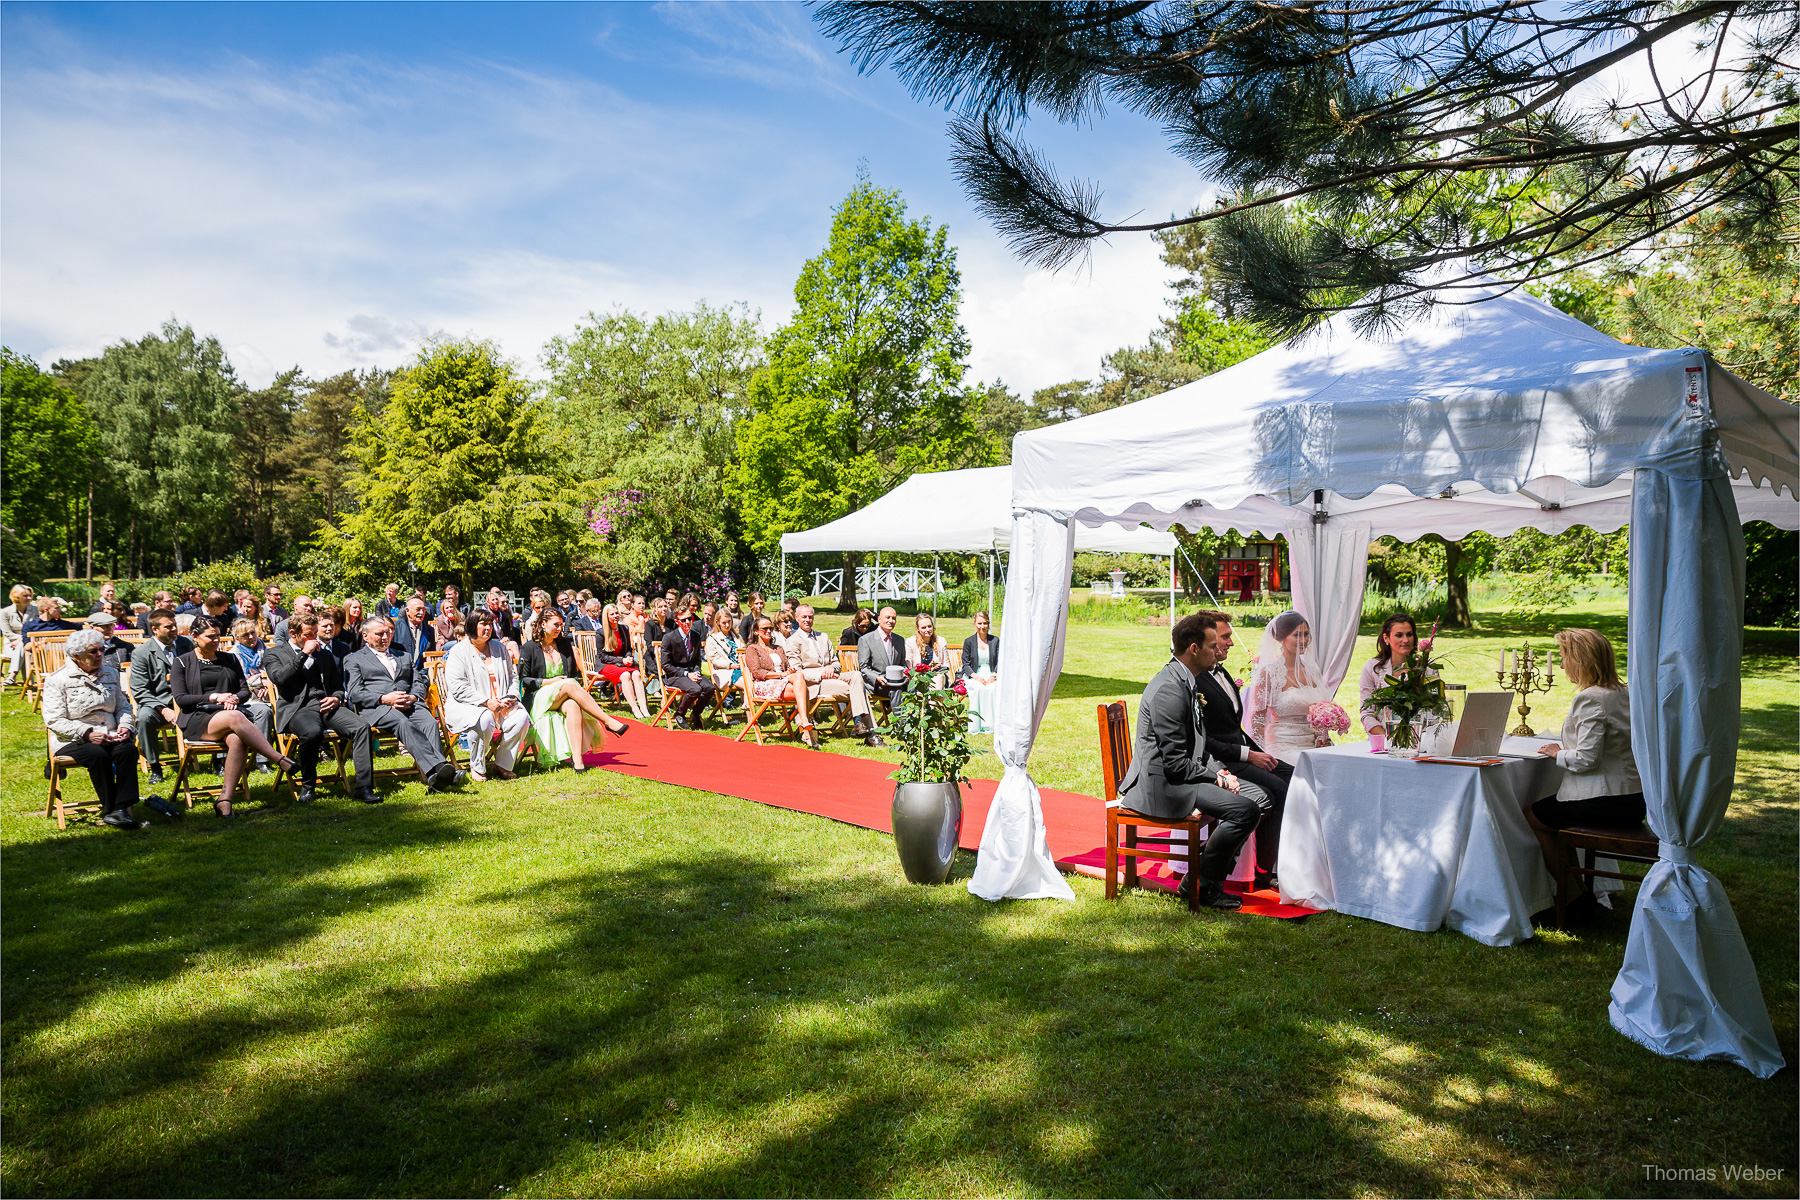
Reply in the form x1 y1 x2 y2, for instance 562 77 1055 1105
1098 701 1217 913
647 643 685 729
24 632 72 714
735 647 803 745
1552 824 1660 925
571 632 623 709
169 708 230 809
422 651 469 772
44 728 103 829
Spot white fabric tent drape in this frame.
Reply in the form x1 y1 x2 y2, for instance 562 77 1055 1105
1286 515 1373 691
968 511 1077 901
1610 469 1784 1076
976 272 1793 1075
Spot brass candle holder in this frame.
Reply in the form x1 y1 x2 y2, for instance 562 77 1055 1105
1495 644 1556 736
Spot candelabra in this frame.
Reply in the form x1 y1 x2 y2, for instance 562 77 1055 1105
1495 644 1556 736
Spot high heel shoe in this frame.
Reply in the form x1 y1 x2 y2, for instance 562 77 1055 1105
213 798 235 819
605 718 629 737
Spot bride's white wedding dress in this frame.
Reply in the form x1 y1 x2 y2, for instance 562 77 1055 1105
1247 658 1333 766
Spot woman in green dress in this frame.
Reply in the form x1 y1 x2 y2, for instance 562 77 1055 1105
518 610 630 770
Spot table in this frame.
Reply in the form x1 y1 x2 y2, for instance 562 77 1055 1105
1278 737 1563 945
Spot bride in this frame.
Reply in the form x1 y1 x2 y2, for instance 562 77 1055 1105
1247 610 1334 765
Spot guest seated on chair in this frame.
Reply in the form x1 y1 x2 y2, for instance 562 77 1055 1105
1357 614 1433 735
1526 627 1644 914
128 610 192 787
272 595 315 645
571 597 606 633
659 609 716 730
228 618 277 759
334 598 366 653
380 582 404 623
137 591 173 634
644 597 673 651
175 587 204 616
519 609 629 769
45 628 151 829
906 613 949 684
173 617 297 818
433 597 462 646
959 610 1000 735
857 606 910 713
786 603 881 745
88 605 137 674
520 588 553 643
1190 609 1287 885
736 592 766 644
5 586 40 680
745 616 819 749
705 609 745 709
263 584 288 623
599 605 652 721
392 596 436 670
265 613 377 804
89 581 119 614
443 611 531 782
201 589 236 628
23 596 82 635
480 587 517 644
1115 613 1271 910
343 616 465 793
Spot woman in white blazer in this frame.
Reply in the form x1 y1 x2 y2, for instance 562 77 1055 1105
1527 628 1644 900
443 610 532 781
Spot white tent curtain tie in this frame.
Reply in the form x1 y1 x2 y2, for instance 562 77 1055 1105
1658 842 1696 865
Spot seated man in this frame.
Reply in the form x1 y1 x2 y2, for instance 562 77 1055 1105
175 587 204 616
137 591 173 633
128 610 193 787
89 581 119 613
570 597 606 633
785 603 883 745
342 617 465 792
856 606 910 713
1190 608 1287 883
201 589 236 630
659 610 715 730
390 596 436 671
265 613 378 804
1115 613 1271 910
271 594 316 645
263 583 289 623
23 596 83 635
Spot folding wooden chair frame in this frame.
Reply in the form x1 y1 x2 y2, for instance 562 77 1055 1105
648 643 685 729
422 651 469 772
169 712 231 810
735 647 805 746
121 660 177 776
266 687 350 801
44 729 103 829
1551 824 1660 926
24 632 72 714
1097 701 1217 914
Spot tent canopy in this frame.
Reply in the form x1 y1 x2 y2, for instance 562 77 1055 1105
779 466 1177 556
1012 275 1797 534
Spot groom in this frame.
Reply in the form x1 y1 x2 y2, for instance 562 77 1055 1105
1192 608 1290 878
1116 613 1271 910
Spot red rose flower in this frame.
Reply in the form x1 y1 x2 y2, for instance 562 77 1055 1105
913 662 932 673
951 680 967 696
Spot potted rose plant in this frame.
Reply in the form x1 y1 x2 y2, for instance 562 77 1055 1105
885 662 974 884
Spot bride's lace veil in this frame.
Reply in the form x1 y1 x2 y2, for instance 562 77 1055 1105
1255 610 1324 690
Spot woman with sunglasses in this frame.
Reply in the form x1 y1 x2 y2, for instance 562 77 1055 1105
744 616 819 749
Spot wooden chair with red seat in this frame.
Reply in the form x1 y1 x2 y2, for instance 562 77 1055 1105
1551 823 1660 925
1098 701 1217 913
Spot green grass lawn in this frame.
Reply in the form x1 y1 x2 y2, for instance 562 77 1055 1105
3 604 1794 1197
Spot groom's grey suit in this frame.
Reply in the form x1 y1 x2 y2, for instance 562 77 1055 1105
1116 657 1266 883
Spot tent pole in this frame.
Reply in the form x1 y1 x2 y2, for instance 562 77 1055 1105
1169 554 1176 627
987 551 995 617
932 554 939 618
874 552 881 608
780 553 786 602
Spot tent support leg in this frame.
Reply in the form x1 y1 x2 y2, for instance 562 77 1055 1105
780 553 786 601
1169 554 1176 627
987 552 995 617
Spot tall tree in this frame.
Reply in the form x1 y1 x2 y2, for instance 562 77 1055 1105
819 2 1797 334
236 367 302 572
1 349 100 578
735 172 989 609
285 368 392 541
543 304 762 588
322 340 591 597
84 321 240 573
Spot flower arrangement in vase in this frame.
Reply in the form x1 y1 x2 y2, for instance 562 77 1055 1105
885 663 974 884
1360 619 1452 756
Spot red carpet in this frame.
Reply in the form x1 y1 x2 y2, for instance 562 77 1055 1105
584 720 1314 919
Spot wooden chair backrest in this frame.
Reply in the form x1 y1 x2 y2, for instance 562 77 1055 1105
947 645 963 676
119 629 147 644
1097 702 1132 805
33 634 72 678
838 646 858 675
571 631 599 677
423 654 450 722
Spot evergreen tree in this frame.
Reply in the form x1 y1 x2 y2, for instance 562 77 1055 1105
236 367 301 573
734 172 989 609
1 349 100 577
323 340 591 597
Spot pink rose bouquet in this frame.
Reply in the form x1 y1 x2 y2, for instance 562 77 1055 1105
1308 700 1351 736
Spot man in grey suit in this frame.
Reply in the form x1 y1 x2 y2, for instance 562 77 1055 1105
1116 612 1268 911
128 609 193 787
857 606 910 714
342 616 463 793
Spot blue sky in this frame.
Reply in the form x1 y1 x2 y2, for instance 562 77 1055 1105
1 2 1205 392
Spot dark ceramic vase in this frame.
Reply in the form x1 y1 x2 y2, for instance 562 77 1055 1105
891 781 963 884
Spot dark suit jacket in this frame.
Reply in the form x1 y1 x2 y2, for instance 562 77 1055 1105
1195 664 1264 764
1116 659 1224 821
659 626 706 682
128 635 194 709
569 612 604 633
517 636 582 708
343 646 427 712
391 619 435 668
959 633 999 678
171 651 250 714
264 638 347 731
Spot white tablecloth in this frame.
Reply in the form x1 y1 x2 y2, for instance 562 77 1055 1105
1279 737 1563 945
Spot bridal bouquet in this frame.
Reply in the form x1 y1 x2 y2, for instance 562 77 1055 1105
1308 701 1351 736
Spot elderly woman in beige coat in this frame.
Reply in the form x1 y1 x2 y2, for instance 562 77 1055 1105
44 628 156 829
442 610 532 781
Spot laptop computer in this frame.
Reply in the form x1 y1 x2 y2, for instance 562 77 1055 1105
1446 691 1514 757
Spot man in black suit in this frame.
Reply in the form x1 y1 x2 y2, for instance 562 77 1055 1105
343 616 463 792
127 610 193 787
390 597 436 672
1115 613 1270 910
570 597 606 633
659 610 714 730
265 613 377 804
856 605 909 712
1191 609 1289 878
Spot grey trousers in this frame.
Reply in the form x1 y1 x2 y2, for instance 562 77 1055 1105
362 703 449 776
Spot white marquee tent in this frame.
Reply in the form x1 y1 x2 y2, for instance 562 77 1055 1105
975 272 1797 1078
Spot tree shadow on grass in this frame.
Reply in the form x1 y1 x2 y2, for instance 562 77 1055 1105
5 833 1795 1198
